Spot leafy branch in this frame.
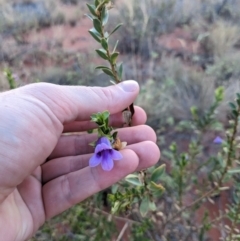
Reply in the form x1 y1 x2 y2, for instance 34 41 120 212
163 92 240 233
87 0 122 83
87 0 135 125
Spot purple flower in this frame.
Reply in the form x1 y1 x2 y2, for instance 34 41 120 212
213 136 223 144
89 137 123 171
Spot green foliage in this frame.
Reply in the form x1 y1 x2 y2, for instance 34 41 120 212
4 68 16 89
86 0 123 84
108 169 165 218
31 202 117 241
87 0 135 125
90 111 115 141
150 164 166 183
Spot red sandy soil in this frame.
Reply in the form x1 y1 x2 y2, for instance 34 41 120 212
25 17 98 53
157 27 201 55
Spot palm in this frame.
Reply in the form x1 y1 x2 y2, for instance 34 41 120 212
1 171 44 240
0 83 160 241
0 95 62 240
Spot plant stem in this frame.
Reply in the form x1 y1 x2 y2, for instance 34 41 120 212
92 2 135 124
116 222 129 241
105 48 121 83
178 168 183 207
219 104 240 186
98 12 120 83
163 188 214 227
228 201 240 241
92 206 141 225
163 102 240 231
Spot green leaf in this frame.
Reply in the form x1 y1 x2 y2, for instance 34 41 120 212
104 32 109 38
118 62 123 79
96 66 113 76
89 28 101 42
86 4 97 17
111 184 119 194
149 181 165 192
110 52 119 64
89 141 96 147
101 38 108 50
140 197 150 217
110 80 116 85
237 99 240 107
4 68 16 89
190 106 198 118
214 86 224 102
113 40 119 53
149 201 157 211
102 68 115 78
232 109 238 118
149 181 165 197
102 111 110 120
109 23 123 36
96 49 109 60
87 129 94 134
112 131 118 140
228 168 240 174
125 174 143 186
169 142 177 152
125 177 143 186
94 0 100 7
93 18 102 34
85 13 94 21
111 201 121 214
95 65 109 70
125 174 139 179
229 102 236 110
151 164 166 183
101 6 109 26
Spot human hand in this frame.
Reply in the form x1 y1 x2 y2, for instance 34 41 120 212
0 81 160 241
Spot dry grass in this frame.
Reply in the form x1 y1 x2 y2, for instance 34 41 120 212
0 0 66 34
136 57 216 126
208 20 240 57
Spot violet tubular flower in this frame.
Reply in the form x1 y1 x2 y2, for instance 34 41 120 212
213 136 223 144
89 137 123 171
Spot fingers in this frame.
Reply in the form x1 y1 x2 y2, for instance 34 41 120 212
43 144 159 219
20 81 139 124
49 125 156 159
63 106 147 133
42 141 160 184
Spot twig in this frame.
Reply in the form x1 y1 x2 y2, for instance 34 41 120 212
116 222 129 241
163 188 214 226
92 207 141 225
198 213 227 230
219 104 240 186
227 201 240 240
163 104 240 229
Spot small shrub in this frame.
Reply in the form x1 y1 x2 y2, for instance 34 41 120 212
203 21 240 58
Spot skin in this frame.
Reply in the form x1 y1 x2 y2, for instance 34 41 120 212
0 80 160 241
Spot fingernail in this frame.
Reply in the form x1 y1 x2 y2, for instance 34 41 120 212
119 81 139 92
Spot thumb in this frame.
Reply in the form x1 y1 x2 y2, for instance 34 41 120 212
21 80 139 124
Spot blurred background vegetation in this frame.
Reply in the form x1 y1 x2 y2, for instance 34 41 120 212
2 0 240 240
